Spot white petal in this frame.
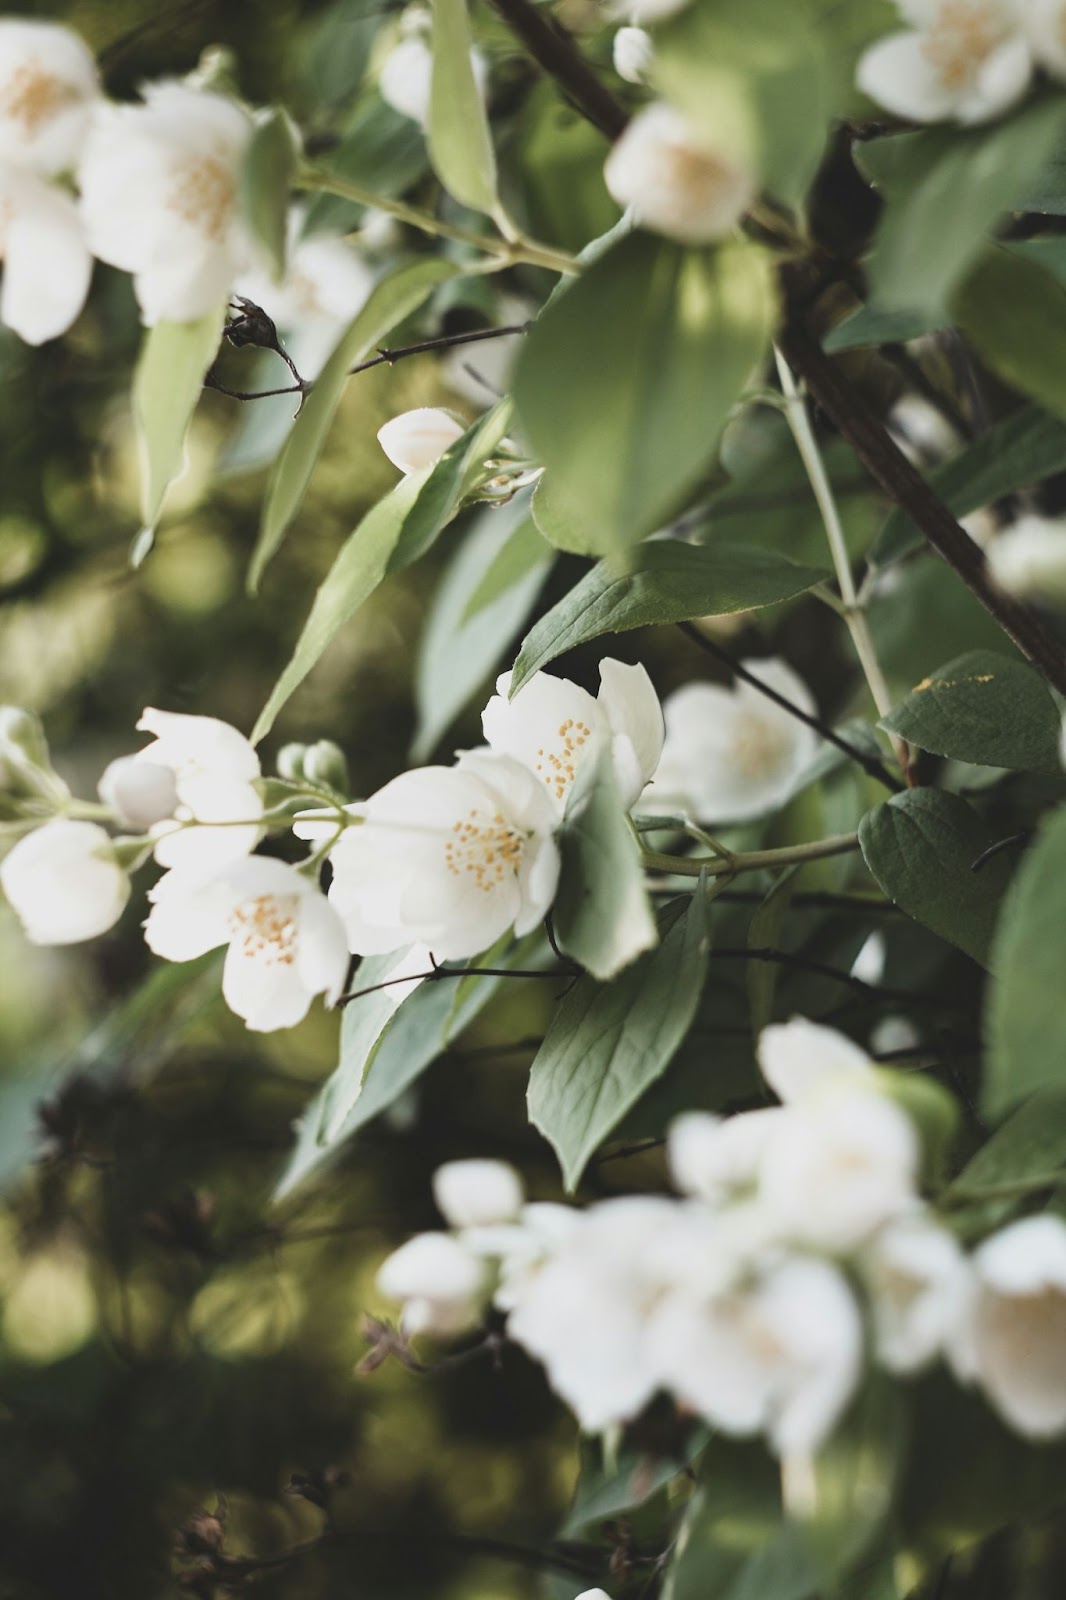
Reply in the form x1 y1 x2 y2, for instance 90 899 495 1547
604 103 755 245
758 1017 874 1104
295 888 351 1006
856 31 962 121
0 19 99 176
482 669 605 817
142 871 234 961
1 819 129 944
434 1160 524 1227
960 33 1032 122
221 940 314 1031
597 659 664 809
0 176 90 344
136 708 260 783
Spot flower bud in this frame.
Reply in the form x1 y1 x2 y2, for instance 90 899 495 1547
0 706 68 802
98 755 178 831
1 819 130 945
604 103 756 245
613 26 654 84
276 743 308 782
303 739 350 795
986 514 1066 608
432 1159 524 1228
376 1232 486 1337
377 408 465 475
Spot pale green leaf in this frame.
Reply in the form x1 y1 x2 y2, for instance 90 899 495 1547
984 809 1066 1116
528 889 711 1190
879 650 1062 774
412 496 554 761
747 867 798 1036
428 0 497 215
950 1086 1066 1197
238 108 297 280
513 233 775 554
511 542 828 692
858 789 1015 968
132 304 225 538
552 752 658 982
461 512 552 622
251 256 458 590
952 246 1066 423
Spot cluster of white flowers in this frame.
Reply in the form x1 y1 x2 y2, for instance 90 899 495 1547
858 0 1066 125
376 1016 1066 1454
0 652 834 1025
0 18 373 347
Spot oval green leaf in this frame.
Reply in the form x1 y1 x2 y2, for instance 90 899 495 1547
132 303 226 545
428 0 497 215
880 650 1062 774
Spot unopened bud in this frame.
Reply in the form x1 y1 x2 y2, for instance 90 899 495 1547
613 26 654 84
432 1159 524 1228
98 755 178 831
377 408 466 475
303 739 349 795
604 103 756 245
0 706 68 802
276 742 308 782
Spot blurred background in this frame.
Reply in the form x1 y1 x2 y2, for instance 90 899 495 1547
0 2 1024 1596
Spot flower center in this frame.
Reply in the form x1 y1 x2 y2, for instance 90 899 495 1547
445 809 526 893
0 65 76 135
228 893 298 964
921 1 1004 89
731 716 791 783
167 154 235 242
534 718 593 804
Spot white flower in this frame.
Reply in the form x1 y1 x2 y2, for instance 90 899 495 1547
862 1212 971 1374
851 931 887 986
78 82 254 324
128 708 264 873
606 0 692 21
506 1196 680 1431
641 659 819 824
235 210 374 379
756 1019 920 1252
1 819 129 944
603 104 756 246
667 1108 785 1204
0 164 91 344
650 1255 863 1456
377 407 466 475
857 1 1032 125
482 659 664 818
98 755 179 832
1022 0 1066 76
959 1214 1066 1437
376 1231 487 1337
613 27 655 83
986 513 1066 607
378 33 488 127
0 19 99 176
574 1592 613 1600
324 749 560 960
433 1159 524 1228
143 855 348 1031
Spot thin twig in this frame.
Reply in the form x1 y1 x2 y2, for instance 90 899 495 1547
486 0 628 140
676 622 902 792
337 962 569 1008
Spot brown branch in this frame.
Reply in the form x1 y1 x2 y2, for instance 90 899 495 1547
486 0 629 140
776 308 1066 697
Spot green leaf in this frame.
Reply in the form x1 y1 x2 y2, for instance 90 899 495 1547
428 0 497 215
530 472 603 557
984 809 1066 1117
564 1429 709 1534
528 888 711 1189
858 100 1066 316
412 497 554 762
858 789 1015 967
950 1086 1066 1198
238 108 297 280
276 937 545 1200
654 0 832 204
461 513 552 623
873 404 1066 565
665 1444 817 1600
251 256 458 591
511 542 828 692
132 304 225 541
253 403 514 744
952 245 1066 423
879 650 1062 775
513 233 775 554
553 752 658 982
823 303 945 352
746 868 798 1037
802 1378 908 1587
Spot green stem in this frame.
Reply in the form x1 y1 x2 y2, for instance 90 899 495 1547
297 168 579 277
640 832 860 880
